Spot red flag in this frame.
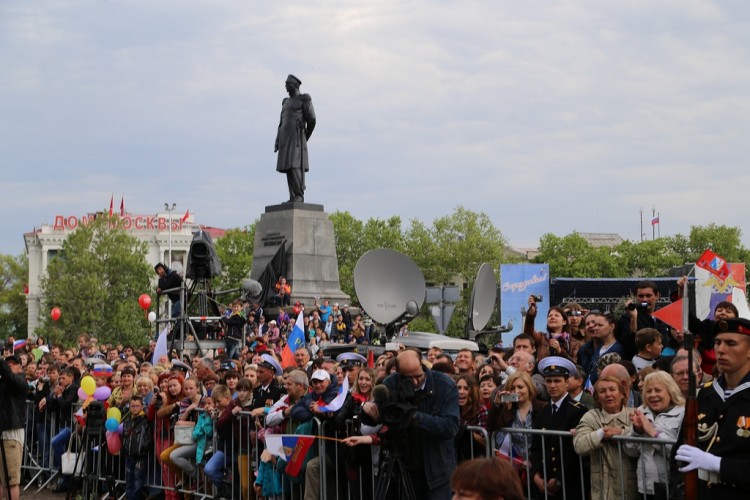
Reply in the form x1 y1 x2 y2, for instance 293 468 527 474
180 209 190 223
696 249 730 281
120 197 125 216
367 350 374 368
108 195 114 216
652 299 684 331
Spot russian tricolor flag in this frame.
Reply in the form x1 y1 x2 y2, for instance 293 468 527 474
316 376 349 413
92 364 113 377
281 311 306 369
13 339 27 351
264 434 316 477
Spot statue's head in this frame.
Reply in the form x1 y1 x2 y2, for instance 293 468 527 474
285 74 302 91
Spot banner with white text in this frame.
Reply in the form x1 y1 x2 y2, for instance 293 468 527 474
499 264 550 347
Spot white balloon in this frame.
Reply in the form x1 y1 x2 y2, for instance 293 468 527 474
147 311 157 322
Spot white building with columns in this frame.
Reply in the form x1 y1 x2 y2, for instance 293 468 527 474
23 209 225 337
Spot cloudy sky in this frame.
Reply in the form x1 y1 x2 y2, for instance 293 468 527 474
2 0 749 257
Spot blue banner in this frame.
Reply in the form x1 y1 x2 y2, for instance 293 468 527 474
499 264 550 347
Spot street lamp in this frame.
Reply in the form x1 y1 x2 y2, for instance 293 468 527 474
164 203 176 266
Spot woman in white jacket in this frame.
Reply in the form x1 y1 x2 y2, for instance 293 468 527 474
624 371 685 498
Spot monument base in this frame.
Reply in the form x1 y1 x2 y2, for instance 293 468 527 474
250 203 350 306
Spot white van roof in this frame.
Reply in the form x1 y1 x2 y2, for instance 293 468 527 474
397 331 479 352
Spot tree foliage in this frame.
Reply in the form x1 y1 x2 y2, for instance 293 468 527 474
213 224 256 302
686 224 749 263
535 225 750 279
38 216 153 346
0 254 28 338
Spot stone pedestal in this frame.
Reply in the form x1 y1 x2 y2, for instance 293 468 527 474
250 203 350 306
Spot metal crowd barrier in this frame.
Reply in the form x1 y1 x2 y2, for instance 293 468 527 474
494 426 678 500
23 397 672 500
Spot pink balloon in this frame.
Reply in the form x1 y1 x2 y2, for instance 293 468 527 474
93 386 112 401
106 431 122 455
77 387 88 401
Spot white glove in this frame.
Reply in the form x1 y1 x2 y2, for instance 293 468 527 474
676 444 721 473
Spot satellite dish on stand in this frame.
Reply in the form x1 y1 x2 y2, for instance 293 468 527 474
466 263 513 349
354 249 425 340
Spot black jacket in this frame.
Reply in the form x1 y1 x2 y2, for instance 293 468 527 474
158 268 183 302
530 393 588 499
0 359 29 432
679 376 750 500
46 382 80 428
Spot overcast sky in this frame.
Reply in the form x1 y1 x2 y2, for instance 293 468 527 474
2 0 749 258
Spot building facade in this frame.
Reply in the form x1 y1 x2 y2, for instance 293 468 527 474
23 210 224 337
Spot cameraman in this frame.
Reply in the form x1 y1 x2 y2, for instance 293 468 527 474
381 348 459 500
0 354 29 500
617 280 670 360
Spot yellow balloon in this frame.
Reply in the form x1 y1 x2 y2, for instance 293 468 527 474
107 407 122 423
80 375 96 396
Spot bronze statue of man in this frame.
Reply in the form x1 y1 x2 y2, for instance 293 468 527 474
275 74 316 203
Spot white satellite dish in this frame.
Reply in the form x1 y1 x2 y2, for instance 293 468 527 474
354 249 426 325
468 263 497 331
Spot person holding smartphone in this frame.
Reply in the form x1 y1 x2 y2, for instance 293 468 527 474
488 371 545 472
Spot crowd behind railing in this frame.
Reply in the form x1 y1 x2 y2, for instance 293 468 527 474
1 279 730 499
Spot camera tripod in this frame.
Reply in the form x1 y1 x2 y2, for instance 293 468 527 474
373 447 416 500
65 424 104 500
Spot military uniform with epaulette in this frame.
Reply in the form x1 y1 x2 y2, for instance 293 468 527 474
529 357 589 500
676 318 750 500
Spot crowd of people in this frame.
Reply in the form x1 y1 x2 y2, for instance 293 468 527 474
1 277 750 500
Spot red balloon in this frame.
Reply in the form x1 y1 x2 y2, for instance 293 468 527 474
50 307 61 321
138 293 152 310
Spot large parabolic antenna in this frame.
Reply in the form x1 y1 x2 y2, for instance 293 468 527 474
354 249 426 325
468 263 497 331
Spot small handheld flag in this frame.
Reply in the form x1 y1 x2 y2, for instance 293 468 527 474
264 434 316 477
317 376 349 413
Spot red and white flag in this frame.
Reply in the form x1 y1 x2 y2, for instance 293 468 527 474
696 249 730 281
180 209 190 223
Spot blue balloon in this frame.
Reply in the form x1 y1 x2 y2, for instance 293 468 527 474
105 417 119 433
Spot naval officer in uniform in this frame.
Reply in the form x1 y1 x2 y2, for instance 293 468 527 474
676 317 750 499
529 356 588 499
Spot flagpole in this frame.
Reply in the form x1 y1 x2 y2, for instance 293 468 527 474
682 266 698 500
164 203 176 266
640 208 643 242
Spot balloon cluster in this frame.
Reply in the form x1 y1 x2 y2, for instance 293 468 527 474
105 406 123 454
77 375 122 454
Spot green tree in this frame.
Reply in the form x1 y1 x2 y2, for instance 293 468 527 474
687 224 749 263
615 239 685 277
405 207 511 336
329 211 365 299
37 215 153 346
214 224 256 302
0 253 28 338
534 232 625 278
330 212 405 302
